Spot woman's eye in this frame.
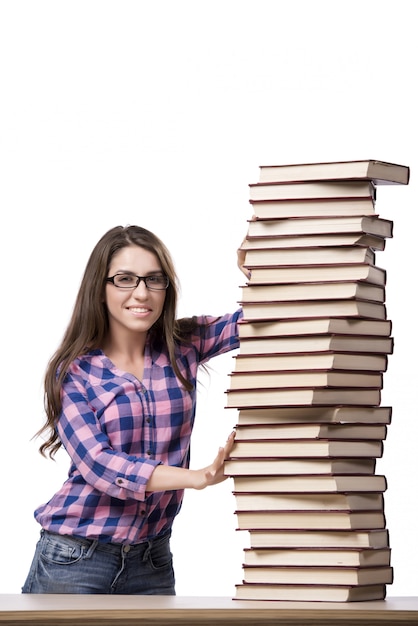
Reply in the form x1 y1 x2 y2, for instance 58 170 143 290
117 274 136 285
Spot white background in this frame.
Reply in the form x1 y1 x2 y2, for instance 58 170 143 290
0 0 417 597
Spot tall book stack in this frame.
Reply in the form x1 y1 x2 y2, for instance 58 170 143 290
225 160 410 603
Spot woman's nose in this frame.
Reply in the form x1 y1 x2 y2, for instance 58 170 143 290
132 279 148 297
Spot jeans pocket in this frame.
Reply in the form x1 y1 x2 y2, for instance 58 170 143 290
147 535 173 571
41 533 91 565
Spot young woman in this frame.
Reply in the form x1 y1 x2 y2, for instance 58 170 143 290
22 224 247 595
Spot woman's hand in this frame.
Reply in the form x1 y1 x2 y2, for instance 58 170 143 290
237 219 254 279
194 431 236 489
146 432 236 493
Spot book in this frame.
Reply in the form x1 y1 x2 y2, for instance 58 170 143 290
243 547 391 567
229 439 383 458
240 299 387 321
241 565 393 586
236 406 392 425
243 245 378 266
246 264 386 286
240 282 385 304
235 510 386 530
257 159 410 185
234 582 387 602
228 370 383 390
242 233 384 251
249 197 377 219
246 215 393 239
233 423 387 441
237 335 394 355
248 529 390 549
225 458 377 476
233 352 388 373
233 492 384 512
249 180 376 201
231 475 387 493
238 317 392 338
226 387 381 408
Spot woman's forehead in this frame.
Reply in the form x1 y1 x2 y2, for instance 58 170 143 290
109 245 161 271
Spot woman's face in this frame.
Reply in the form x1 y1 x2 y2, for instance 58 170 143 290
105 244 167 340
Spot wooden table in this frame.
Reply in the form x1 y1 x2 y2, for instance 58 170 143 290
0 595 418 625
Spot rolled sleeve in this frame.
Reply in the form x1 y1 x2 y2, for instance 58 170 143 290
58 373 161 502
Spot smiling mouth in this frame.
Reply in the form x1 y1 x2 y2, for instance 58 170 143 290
129 307 151 314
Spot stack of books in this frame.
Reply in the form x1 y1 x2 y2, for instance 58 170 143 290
225 160 410 602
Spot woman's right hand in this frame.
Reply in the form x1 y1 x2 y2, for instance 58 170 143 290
194 431 236 489
145 432 236 493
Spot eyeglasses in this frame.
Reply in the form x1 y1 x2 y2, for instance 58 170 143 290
106 273 169 290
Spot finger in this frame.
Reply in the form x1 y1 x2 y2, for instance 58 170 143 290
223 432 236 456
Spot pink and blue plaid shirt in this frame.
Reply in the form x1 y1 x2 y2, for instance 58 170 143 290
35 310 242 545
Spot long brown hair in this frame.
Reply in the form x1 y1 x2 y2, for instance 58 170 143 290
38 225 196 458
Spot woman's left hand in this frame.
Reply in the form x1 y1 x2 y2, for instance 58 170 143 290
237 219 253 279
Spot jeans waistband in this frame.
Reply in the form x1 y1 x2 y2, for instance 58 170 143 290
41 528 171 554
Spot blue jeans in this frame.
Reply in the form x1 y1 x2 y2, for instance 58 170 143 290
22 529 176 594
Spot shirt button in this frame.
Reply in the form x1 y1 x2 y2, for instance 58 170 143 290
140 510 146 516
116 478 124 485
146 449 152 456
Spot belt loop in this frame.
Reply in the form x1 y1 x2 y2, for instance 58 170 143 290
84 539 99 559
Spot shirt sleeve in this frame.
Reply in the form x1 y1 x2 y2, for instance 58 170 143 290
57 370 161 502
195 308 242 364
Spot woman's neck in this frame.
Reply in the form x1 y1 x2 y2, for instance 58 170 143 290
101 332 147 380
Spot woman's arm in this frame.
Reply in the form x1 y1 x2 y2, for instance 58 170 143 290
146 431 236 492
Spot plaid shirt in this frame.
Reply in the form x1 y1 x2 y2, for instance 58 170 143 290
35 310 242 545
